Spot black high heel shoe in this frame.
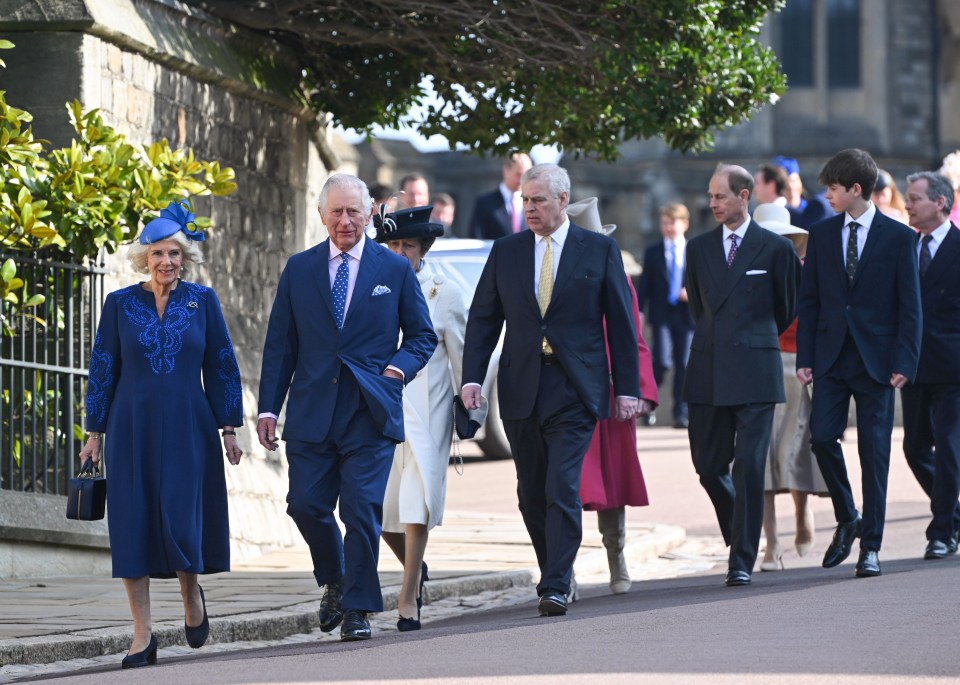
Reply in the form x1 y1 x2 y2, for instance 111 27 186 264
184 585 209 649
121 634 157 669
416 561 429 611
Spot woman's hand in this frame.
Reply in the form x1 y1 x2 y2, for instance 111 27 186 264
79 435 102 466
223 433 243 465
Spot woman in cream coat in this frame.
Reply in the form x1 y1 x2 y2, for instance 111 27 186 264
375 205 466 631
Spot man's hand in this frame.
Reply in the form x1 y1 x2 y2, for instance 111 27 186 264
383 368 403 381
797 367 813 386
636 399 654 417
890 372 908 389
461 385 482 410
615 396 639 421
257 417 279 451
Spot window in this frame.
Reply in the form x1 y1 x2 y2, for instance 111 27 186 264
780 0 814 87
826 0 861 87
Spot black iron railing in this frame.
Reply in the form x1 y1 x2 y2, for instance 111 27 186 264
0 251 106 495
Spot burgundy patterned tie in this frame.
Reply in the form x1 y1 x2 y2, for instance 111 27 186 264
726 234 739 269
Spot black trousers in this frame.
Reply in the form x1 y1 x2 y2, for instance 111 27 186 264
901 382 960 543
651 321 693 422
502 360 597 597
809 338 895 551
688 402 774 573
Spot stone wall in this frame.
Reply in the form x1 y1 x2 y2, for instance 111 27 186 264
0 0 343 575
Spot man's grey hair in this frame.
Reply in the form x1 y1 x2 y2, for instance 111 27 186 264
318 173 372 214
714 163 754 197
906 171 955 217
521 163 571 198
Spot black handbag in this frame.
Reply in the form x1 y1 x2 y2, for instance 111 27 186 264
66 457 107 521
453 394 487 440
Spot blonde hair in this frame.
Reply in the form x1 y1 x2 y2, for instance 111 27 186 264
659 202 690 222
939 150 960 191
127 229 204 274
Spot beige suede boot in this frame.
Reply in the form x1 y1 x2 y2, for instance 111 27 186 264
597 507 631 594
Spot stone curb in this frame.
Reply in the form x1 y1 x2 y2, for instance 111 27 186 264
0 524 685 667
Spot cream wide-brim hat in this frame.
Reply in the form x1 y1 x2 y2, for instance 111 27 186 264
566 197 616 236
752 203 807 254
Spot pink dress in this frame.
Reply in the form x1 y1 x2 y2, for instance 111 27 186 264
580 279 659 511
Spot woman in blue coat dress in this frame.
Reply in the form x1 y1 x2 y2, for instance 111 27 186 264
79 200 244 668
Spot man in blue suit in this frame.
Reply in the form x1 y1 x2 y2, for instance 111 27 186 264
461 163 640 617
901 171 960 559
797 149 922 578
257 174 437 641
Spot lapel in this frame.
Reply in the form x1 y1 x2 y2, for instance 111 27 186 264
512 231 539 313
656 241 670 283
310 241 337 324
708 221 766 312
850 212 885 289
822 215 848 292
343 238 384 329
549 222 587 310
922 225 960 296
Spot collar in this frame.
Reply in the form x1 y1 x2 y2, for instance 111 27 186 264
722 215 750 241
774 196 788 207
328 232 366 261
923 220 952 245
536 217 571 248
845 202 877 229
499 182 518 206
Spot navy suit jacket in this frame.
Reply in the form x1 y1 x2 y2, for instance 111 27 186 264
258 237 437 443
914 224 960 384
636 239 694 330
682 221 800 406
470 188 524 239
796 211 921 384
462 222 640 420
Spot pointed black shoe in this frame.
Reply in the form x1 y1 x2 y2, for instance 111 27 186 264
924 540 951 560
319 582 343 633
822 515 862 568
724 569 751 586
121 634 157 669
184 586 210 649
340 609 371 641
854 549 881 577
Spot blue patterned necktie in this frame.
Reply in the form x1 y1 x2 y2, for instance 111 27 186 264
333 252 350 329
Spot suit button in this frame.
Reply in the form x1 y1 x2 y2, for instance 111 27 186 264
846 305 851 310
734 341 741 347
541 325 547 331
332 377 338 384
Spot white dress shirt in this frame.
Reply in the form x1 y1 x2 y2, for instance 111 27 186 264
842 202 877 269
918 220 951 261
721 216 750 261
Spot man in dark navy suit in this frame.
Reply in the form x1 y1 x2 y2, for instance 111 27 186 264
683 164 800 587
469 152 533 239
461 163 640 617
797 149 922 578
637 203 695 428
901 171 960 559
257 174 437 641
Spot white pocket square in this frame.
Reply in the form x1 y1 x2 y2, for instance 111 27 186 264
745 270 767 275
372 285 392 296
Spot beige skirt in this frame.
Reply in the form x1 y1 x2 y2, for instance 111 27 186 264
765 353 830 495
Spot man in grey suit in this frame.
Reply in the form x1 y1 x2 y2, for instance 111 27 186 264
683 164 800 586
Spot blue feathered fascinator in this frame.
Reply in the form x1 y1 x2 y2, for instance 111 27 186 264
139 200 205 244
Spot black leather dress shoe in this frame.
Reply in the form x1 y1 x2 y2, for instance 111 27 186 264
537 592 567 616
340 609 371 641
822 515 862 568
924 539 951 560
854 549 881 577
318 582 343 633
724 569 751 586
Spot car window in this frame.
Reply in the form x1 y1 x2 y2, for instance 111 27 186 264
429 257 487 300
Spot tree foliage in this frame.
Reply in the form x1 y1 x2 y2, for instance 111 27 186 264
0 41 237 335
180 0 787 160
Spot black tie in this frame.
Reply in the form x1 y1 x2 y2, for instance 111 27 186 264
845 222 859 284
919 234 934 278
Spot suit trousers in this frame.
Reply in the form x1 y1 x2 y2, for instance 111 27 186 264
688 402 774 573
651 320 693 422
900 383 960 543
502 360 598 596
284 367 396 612
809 337 895 551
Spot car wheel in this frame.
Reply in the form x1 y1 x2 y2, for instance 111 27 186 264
477 379 512 460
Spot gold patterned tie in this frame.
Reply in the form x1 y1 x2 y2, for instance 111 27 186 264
538 237 554 354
